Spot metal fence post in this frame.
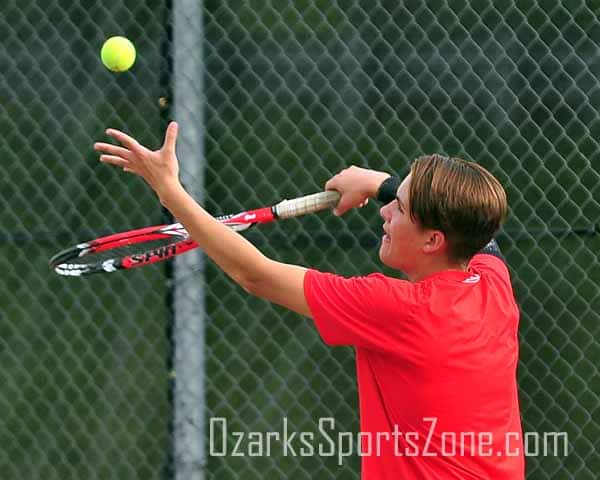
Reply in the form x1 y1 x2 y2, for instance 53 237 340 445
173 0 205 478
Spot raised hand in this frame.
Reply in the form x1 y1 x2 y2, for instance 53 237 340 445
325 166 390 216
94 121 181 198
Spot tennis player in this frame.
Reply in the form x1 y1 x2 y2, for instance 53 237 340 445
95 122 524 479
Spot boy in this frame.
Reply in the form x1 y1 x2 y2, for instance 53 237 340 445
95 122 524 478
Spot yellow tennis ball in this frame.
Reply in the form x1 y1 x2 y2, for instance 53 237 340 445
101 36 136 72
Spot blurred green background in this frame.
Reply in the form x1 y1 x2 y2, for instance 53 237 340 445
1 0 599 478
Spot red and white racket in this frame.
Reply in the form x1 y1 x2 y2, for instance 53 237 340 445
50 190 340 276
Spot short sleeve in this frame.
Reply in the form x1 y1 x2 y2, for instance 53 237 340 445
303 269 418 350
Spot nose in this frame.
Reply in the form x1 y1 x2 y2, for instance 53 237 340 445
380 201 391 221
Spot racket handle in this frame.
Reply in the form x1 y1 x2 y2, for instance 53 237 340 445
274 191 340 219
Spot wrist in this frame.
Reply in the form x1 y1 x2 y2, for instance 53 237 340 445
376 175 401 203
368 172 392 197
156 179 185 206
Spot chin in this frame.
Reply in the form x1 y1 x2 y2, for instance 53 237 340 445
378 249 394 269
379 249 406 272
378 244 387 264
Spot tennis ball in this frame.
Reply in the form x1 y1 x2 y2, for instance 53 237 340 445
101 36 136 72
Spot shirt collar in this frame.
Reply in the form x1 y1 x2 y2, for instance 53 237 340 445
416 268 479 284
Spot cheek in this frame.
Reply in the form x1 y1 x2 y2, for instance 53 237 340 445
391 219 418 250
390 218 409 239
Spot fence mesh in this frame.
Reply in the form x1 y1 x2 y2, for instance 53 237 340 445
1 0 599 478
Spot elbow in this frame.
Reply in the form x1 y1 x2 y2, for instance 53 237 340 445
240 277 266 297
233 257 273 298
234 266 270 298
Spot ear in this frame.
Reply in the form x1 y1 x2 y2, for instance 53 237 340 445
422 230 447 254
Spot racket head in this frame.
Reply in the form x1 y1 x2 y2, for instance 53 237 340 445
50 213 265 277
50 224 196 276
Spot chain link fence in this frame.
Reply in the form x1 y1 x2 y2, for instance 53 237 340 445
1 0 599 478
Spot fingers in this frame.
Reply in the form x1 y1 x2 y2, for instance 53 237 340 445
333 198 353 216
94 142 131 158
324 175 340 192
105 128 143 154
332 196 369 216
97 129 145 173
99 154 130 169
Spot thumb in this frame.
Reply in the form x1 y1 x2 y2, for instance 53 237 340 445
163 121 178 153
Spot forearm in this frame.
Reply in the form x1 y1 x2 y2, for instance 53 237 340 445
158 183 271 289
95 122 306 308
363 170 392 198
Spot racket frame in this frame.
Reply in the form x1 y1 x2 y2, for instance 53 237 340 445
50 191 339 276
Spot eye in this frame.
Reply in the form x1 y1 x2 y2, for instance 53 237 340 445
395 195 407 214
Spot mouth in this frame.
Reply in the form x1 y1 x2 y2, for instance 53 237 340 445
382 225 390 243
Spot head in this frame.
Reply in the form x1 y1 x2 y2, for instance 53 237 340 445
379 154 507 279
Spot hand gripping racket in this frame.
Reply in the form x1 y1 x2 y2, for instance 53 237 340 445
50 190 340 276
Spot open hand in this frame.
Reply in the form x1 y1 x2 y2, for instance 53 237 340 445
94 121 181 197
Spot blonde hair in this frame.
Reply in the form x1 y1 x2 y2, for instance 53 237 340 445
409 154 507 262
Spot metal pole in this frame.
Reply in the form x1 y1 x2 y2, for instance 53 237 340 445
173 1 205 478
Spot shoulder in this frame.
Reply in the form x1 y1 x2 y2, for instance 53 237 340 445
305 270 414 293
469 253 512 285
304 269 423 311
468 254 519 319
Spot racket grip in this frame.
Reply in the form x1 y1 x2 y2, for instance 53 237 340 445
274 191 341 219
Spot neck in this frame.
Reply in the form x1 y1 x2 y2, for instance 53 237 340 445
406 258 468 282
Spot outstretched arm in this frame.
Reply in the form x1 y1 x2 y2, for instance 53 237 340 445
94 122 311 317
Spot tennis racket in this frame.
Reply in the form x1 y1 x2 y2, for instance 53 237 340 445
50 190 340 276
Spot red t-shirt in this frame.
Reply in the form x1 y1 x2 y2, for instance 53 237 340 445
304 254 524 479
